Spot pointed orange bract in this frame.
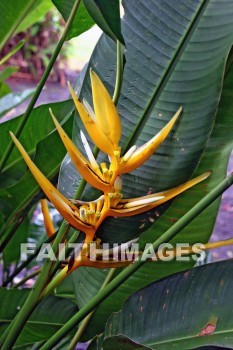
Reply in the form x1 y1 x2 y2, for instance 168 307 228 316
119 107 182 174
68 82 115 156
90 69 121 148
109 172 211 217
10 132 94 238
40 199 55 238
50 110 109 192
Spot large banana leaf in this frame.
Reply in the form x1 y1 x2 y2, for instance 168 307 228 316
59 0 233 244
71 7 233 342
83 0 124 43
0 288 79 348
74 58 233 337
15 0 52 34
0 88 35 117
92 260 233 349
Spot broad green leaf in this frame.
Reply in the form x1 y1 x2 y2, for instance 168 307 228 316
96 260 233 349
0 68 18 99
2 217 30 267
0 88 34 117
71 2 233 340
0 0 50 50
0 288 79 347
15 0 53 34
55 274 76 302
83 0 124 44
52 0 94 40
88 335 149 350
0 84 11 99
0 67 18 81
0 100 73 183
74 57 233 338
0 100 74 234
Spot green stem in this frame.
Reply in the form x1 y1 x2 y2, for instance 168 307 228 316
40 173 233 350
0 0 81 173
0 1 36 51
13 269 41 289
68 268 116 350
31 341 46 350
112 40 123 104
0 39 25 65
50 230 80 278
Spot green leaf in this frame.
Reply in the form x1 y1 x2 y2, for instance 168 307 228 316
0 0 51 50
0 288 79 347
96 260 233 349
0 0 33 49
0 67 19 81
0 67 18 98
70 1 233 340
0 83 11 99
3 217 30 267
83 0 124 44
74 56 233 338
0 100 74 234
88 335 150 350
55 274 77 302
15 0 53 34
0 89 34 117
52 0 94 40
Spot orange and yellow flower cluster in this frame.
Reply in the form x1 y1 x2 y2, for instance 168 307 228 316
10 70 210 274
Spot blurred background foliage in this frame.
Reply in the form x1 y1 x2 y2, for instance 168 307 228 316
0 4 100 84
0 10 69 82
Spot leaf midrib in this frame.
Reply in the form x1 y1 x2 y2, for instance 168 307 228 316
1 318 74 327
105 328 233 348
122 0 211 153
146 327 233 347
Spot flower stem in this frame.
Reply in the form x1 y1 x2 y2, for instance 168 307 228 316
0 0 82 173
68 268 116 350
113 40 124 104
13 269 41 288
40 172 233 350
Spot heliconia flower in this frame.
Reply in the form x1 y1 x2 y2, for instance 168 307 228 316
60 69 183 190
9 128 211 245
